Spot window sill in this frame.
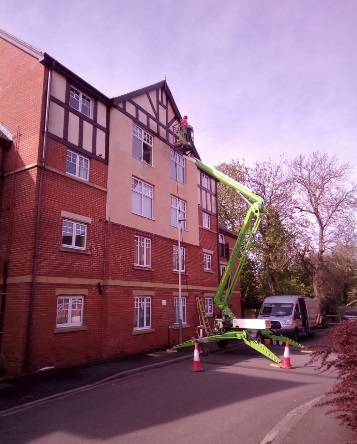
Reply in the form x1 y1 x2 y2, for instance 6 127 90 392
171 324 191 329
204 269 214 273
60 246 91 255
66 172 89 183
173 271 187 275
54 326 88 333
133 266 155 272
200 225 212 231
132 328 155 335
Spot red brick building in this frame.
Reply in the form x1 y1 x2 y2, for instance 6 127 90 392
0 29 241 375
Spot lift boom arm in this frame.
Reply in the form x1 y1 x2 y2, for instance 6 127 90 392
169 156 307 363
187 158 264 319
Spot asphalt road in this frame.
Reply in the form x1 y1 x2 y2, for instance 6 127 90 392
0 334 349 444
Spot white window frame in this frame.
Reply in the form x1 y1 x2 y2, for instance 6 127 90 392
134 235 151 267
56 296 84 327
132 177 154 219
201 173 211 190
204 253 212 271
66 150 89 181
174 296 187 324
69 87 92 118
170 149 185 183
220 263 227 278
62 219 87 250
171 196 187 229
173 245 186 272
202 212 210 229
205 297 214 316
134 296 152 330
132 124 153 166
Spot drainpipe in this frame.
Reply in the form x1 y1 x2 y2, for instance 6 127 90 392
24 60 54 373
0 127 19 359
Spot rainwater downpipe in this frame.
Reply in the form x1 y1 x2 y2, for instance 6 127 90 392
24 61 54 372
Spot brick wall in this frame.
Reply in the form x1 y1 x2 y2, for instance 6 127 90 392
0 34 238 375
0 37 46 374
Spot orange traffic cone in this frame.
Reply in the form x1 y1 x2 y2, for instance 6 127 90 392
279 341 294 369
191 342 204 372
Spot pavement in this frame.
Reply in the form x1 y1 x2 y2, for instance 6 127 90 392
0 342 356 444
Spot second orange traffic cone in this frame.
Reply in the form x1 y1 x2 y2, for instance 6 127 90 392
279 341 294 369
191 342 204 372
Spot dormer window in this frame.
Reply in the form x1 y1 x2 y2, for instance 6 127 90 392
133 124 153 166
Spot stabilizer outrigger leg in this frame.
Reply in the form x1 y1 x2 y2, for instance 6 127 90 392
167 326 307 365
168 329 284 364
260 329 307 350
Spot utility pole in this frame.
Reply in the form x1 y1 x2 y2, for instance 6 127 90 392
178 214 186 344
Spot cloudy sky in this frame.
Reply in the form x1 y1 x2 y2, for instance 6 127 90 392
1 0 356 177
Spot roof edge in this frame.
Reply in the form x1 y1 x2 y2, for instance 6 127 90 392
0 28 43 60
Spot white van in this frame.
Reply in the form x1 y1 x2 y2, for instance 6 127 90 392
257 295 320 341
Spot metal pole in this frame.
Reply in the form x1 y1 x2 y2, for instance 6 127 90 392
178 218 183 343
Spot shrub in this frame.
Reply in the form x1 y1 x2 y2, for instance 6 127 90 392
307 320 357 434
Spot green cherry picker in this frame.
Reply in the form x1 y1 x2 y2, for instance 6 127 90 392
169 156 306 364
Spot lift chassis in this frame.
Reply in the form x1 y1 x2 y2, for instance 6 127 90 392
169 155 306 364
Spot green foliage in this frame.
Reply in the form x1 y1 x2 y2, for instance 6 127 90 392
215 153 357 309
239 258 261 308
307 321 357 434
216 158 312 301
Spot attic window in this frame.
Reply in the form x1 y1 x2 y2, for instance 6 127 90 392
132 124 153 166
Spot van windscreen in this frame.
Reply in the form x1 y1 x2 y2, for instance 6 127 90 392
260 303 294 317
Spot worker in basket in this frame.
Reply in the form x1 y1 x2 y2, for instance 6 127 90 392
178 115 193 145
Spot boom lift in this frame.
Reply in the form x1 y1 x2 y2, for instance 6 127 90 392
169 156 306 364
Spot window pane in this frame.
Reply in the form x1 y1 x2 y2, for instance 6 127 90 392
62 221 73 246
177 164 184 183
145 238 151 266
134 236 139 264
75 224 86 248
181 247 185 272
142 143 152 165
133 124 142 139
81 95 91 117
132 191 142 215
66 151 77 175
170 158 176 179
132 178 142 193
69 88 80 111
142 195 152 218
78 157 89 180
57 298 69 325
132 135 142 159
138 304 144 328
71 298 83 323
173 246 178 270
145 298 151 327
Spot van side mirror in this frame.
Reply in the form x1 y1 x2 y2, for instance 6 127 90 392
294 312 301 320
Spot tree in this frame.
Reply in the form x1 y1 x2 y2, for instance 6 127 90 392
307 320 357 434
288 151 357 301
216 158 305 298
